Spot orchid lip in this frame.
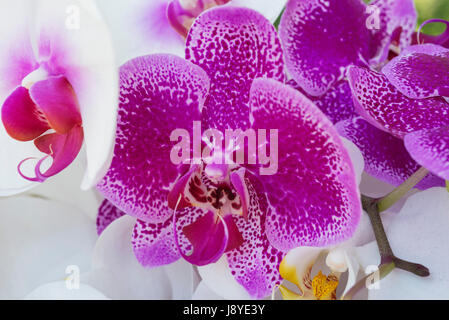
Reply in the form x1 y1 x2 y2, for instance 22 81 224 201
1 72 84 183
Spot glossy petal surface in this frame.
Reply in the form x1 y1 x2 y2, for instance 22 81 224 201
250 78 361 251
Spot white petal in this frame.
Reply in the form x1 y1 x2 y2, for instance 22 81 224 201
229 0 287 23
88 215 178 299
24 281 109 300
95 0 185 65
192 281 224 300
357 188 449 299
341 137 364 186
33 0 118 190
164 259 195 300
0 196 97 299
198 256 251 300
0 0 36 103
25 148 102 220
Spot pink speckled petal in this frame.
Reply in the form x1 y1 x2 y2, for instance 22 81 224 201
97 199 126 235
336 117 444 190
405 126 449 181
369 0 417 65
97 54 210 223
1 87 50 142
382 44 449 99
287 79 357 124
249 78 361 251
186 6 284 130
227 174 284 299
348 65 449 139
29 76 82 134
279 0 372 96
132 216 180 268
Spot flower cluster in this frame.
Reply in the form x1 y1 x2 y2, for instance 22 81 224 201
1 0 449 301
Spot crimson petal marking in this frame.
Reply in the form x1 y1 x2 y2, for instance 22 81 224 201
405 126 449 181
173 208 229 266
132 216 181 268
287 79 357 124
29 76 82 134
1 86 50 141
186 6 284 130
230 168 250 219
227 174 284 299
348 65 449 139
279 0 372 96
97 199 126 235
336 117 444 190
97 54 210 223
18 125 83 182
249 78 361 251
382 44 449 99
369 0 417 65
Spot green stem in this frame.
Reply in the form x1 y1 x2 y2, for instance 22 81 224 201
377 167 429 212
446 181 449 192
341 262 395 300
362 195 429 276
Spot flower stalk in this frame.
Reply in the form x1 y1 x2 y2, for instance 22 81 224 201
377 167 429 213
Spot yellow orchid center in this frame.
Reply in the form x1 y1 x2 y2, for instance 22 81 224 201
312 271 339 300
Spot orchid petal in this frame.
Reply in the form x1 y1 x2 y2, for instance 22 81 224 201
279 0 372 96
348 66 449 138
287 80 357 124
0 196 97 299
89 215 177 299
340 137 364 186
1 86 50 141
33 0 118 189
226 174 284 299
192 281 225 300
97 199 126 235
96 0 185 65
229 0 287 23
250 78 361 250
369 0 417 65
0 0 38 103
336 117 444 189
26 149 102 220
279 246 322 297
26 125 84 182
132 217 180 268
405 126 449 181
29 76 82 134
383 44 449 99
198 256 251 300
97 54 209 223
186 6 284 130
357 188 449 299
24 282 109 300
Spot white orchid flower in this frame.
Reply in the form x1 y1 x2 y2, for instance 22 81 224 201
0 0 118 196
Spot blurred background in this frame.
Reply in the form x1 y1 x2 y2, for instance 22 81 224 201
415 0 449 34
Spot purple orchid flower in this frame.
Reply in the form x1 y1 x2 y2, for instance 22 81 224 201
278 0 446 189
96 6 361 299
344 43 449 182
0 0 118 195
